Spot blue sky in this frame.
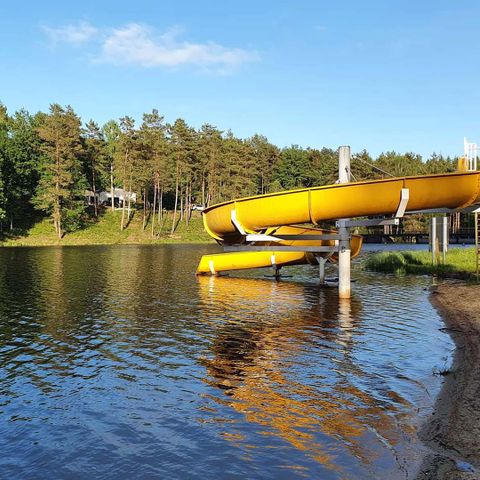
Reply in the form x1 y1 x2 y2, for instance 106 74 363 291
0 0 479 158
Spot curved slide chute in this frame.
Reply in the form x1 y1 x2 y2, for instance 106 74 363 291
197 172 480 275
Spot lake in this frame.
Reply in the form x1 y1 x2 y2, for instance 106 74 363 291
0 245 452 479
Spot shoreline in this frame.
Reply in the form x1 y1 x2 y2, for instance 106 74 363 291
417 282 480 479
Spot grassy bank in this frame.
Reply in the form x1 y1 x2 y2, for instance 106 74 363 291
364 248 477 279
0 210 214 247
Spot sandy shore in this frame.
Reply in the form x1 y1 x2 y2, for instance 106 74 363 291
416 283 480 479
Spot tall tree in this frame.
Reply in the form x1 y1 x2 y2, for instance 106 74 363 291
248 134 279 194
351 149 377 181
222 132 257 199
0 104 9 226
169 119 196 232
116 116 138 231
8 110 41 225
0 106 41 231
82 120 107 217
34 104 85 238
140 109 169 236
103 120 121 212
305 147 338 186
376 151 425 177
272 145 310 190
425 153 456 174
198 124 223 206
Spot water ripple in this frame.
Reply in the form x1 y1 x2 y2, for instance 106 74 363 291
0 245 452 479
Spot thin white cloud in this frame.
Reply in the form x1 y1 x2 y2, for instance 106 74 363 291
97 24 258 71
42 21 98 45
41 22 258 72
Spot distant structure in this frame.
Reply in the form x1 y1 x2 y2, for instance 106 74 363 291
465 138 480 277
85 189 137 208
464 137 478 171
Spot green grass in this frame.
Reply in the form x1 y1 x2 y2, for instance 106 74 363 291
0 209 214 247
364 248 477 279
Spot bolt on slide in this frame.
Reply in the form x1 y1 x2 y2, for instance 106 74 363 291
196 171 480 275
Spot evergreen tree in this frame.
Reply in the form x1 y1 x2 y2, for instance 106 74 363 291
82 120 107 217
222 132 257 199
116 116 138 231
376 151 425 177
248 134 279 194
198 124 223 206
425 153 456 173
34 104 85 238
272 145 310 190
6 110 41 227
306 147 338 186
140 109 169 235
0 104 8 225
103 120 121 212
351 149 377 180
169 119 196 232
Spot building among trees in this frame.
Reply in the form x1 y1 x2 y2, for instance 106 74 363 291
85 188 137 208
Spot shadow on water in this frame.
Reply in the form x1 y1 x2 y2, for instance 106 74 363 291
196 275 420 479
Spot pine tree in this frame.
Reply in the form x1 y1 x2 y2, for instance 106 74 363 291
82 120 107 217
248 134 279 194
272 145 310 190
140 109 169 236
198 124 223 206
424 153 456 174
169 119 196 233
222 132 256 199
116 116 138 231
376 151 425 177
350 149 377 180
103 120 121 212
307 147 338 186
0 104 8 226
34 104 85 238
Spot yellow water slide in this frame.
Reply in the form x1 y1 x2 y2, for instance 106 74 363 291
197 171 480 275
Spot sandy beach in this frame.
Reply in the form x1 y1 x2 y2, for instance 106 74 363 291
417 283 480 479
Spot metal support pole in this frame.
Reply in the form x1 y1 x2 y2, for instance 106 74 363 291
442 215 448 264
274 267 281 280
317 256 327 284
338 146 351 299
475 212 479 280
430 217 437 265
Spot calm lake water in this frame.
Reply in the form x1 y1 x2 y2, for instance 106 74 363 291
0 245 453 479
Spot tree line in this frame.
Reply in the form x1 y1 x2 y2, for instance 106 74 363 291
0 102 458 238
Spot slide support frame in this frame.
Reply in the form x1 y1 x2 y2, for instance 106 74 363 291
338 146 351 299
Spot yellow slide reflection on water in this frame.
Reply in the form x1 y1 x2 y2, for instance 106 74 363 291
197 171 480 274
196 275 413 472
